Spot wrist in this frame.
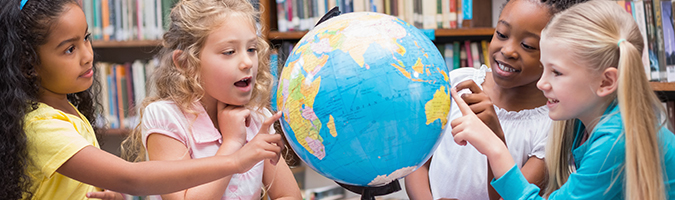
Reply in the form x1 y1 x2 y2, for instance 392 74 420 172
219 140 245 154
485 144 515 179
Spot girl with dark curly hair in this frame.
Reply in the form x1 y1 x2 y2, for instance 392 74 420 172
0 1 285 199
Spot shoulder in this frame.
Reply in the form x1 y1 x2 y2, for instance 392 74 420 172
143 101 185 119
25 103 68 123
590 112 624 139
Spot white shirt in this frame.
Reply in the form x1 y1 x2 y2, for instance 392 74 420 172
142 100 270 200
428 66 551 200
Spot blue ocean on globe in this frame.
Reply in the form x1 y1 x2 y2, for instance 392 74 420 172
275 12 451 186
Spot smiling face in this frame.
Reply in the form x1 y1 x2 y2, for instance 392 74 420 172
537 37 606 123
35 3 94 97
199 14 259 106
488 0 551 89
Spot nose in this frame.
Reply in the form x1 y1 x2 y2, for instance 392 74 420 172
81 42 93 67
239 53 253 70
500 42 519 60
536 73 549 91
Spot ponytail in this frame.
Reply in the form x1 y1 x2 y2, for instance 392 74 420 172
617 39 666 200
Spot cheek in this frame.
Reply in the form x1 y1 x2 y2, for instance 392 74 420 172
488 41 500 57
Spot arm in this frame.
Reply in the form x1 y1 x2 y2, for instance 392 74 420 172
144 133 241 200
263 156 302 200
521 157 547 191
404 159 433 200
57 112 284 196
453 80 506 200
449 87 514 178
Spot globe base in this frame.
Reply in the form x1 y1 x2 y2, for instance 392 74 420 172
336 180 401 200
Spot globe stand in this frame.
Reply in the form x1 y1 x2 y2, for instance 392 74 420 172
336 180 401 200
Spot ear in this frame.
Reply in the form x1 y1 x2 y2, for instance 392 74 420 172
596 67 618 97
172 50 185 71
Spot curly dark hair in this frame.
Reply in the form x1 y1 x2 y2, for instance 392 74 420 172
503 0 590 15
0 0 101 199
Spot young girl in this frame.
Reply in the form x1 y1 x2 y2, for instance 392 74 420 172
451 1 675 199
0 0 285 199
120 0 302 199
405 0 584 199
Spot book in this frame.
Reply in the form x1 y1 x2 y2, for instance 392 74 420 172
423 0 437 29
654 0 668 80
464 40 472 68
448 0 458 28
661 1 675 81
444 43 455 71
471 41 480 68
481 40 490 68
453 41 461 69
645 0 661 80
633 1 651 80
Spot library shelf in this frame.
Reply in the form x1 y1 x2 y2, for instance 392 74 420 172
92 40 162 48
650 82 675 92
267 28 496 41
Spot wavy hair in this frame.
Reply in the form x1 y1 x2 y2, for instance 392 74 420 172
122 0 272 162
0 0 102 199
542 1 666 199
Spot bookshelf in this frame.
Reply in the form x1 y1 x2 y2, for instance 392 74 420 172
90 0 675 134
267 27 496 40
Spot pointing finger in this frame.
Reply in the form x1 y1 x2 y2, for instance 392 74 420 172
451 87 475 116
259 112 282 134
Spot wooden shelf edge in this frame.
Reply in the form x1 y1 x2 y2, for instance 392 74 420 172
268 31 309 40
268 27 495 41
651 82 675 92
92 40 162 48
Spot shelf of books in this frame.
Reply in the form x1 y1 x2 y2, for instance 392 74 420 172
268 28 495 41
92 40 162 48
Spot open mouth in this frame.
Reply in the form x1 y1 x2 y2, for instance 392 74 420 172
234 77 251 87
548 98 559 104
496 61 521 73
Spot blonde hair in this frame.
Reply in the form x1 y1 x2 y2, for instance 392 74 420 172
542 1 666 199
122 0 273 162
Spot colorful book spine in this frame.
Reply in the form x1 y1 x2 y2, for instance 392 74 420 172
464 40 472 68
481 40 490 68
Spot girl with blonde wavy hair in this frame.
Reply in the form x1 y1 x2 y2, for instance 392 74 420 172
448 1 675 199
121 0 302 199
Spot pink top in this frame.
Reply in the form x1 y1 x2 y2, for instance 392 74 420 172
141 100 272 200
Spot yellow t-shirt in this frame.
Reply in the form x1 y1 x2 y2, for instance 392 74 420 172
23 103 100 200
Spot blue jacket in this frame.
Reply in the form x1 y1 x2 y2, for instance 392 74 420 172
491 103 675 199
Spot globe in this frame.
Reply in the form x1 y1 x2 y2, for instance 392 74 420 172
276 12 451 187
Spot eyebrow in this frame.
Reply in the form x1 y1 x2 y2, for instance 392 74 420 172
216 38 258 46
498 20 541 40
55 26 89 49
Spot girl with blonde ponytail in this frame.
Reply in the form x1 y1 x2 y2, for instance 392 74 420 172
448 1 675 199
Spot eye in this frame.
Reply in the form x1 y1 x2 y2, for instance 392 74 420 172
495 31 507 40
84 33 92 41
247 48 257 53
223 50 235 55
65 45 75 54
552 69 562 76
521 43 537 50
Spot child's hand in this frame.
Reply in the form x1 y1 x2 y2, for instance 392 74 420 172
450 88 503 156
233 112 283 173
85 190 124 200
455 80 505 142
217 101 251 146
